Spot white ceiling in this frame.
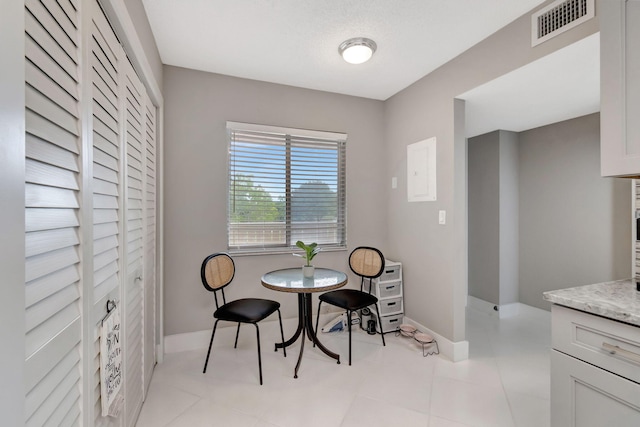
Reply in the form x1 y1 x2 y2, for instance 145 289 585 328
142 0 600 134
459 33 600 138
142 0 547 100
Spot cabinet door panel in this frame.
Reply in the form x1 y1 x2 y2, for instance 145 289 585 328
551 350 640 427
600 0 640 177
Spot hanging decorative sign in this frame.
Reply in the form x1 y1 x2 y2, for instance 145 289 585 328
100 300 124 417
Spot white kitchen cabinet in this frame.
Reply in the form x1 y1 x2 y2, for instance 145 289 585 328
551 350 640 427
600 0 640 177
550 305 640 426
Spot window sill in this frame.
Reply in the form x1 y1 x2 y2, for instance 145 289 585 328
228 246 348 257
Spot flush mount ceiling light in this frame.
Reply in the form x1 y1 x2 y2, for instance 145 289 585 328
338 37 377 64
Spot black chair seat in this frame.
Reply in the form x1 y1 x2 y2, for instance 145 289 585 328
319 289 377 311
215 298 280 323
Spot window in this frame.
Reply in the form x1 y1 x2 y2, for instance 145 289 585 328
227 122 346 254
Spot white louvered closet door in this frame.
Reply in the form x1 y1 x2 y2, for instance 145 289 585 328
24 0 83 426
143 91 157 393
23 0 158 425
90 1 124 425
124 58 146 427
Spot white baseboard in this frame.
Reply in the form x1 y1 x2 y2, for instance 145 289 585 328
401 316 469 362
467 295 521 319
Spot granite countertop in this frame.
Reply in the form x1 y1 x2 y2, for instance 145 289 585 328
543 279 640 327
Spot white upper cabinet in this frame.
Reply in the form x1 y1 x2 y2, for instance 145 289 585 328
600 0 640 177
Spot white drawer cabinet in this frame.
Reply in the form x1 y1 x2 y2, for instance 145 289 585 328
368 260 404 334
550 305 640 426
600 0 640 177
552 305 640 383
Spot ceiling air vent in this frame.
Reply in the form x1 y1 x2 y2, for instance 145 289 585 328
531 0 594 46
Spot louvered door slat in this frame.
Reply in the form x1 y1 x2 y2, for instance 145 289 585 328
26 87 78 134
93 99 119 136
93 208 118 225
26 184 78 208
91 19 118 76
93 130 118 159
93 234 118 255
26 363 80 427
127 227 143 243
92 177 118 197
26 134 79 171
93 275 118 310
93 247 118 272
24 20 77 87
26 284 79 332
25 245 79 287
26 0 77 61
25 348 79 420
93 162 118 184
24 319 80 393
127 164 142 183
93 145 118 171
90 42 117 97
55 0 77 25
93 222 118 241
40 0 77 43
26 266 79 308
25 110 78 154
93 193 118 209
27 368 80 427
26 228 79 258
92 70 118 119
26 159 79 189
93 261 118 289
25 35 77 97
25 208 79 233
26 62 78 117
26 302 79 360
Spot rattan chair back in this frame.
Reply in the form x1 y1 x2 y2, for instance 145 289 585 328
201 253 235 292
349 247 385 279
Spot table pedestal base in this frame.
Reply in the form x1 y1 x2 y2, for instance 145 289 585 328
275 293 340 378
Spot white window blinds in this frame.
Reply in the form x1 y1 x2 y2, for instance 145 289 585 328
227 122 347 253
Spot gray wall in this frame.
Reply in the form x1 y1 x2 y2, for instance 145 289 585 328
468 131 519 306
499 131 519 305
384 1 598 342
519 113 631 310
163 66 387 336
468 132 501 304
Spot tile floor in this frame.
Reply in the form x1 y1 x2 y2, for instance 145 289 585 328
136 305 551 427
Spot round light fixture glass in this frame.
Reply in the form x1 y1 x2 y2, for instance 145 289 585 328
338 37 377 64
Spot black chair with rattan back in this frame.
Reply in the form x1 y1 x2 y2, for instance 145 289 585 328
314 246 386 365
201 253 286 385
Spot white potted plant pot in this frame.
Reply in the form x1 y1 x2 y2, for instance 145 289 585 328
302 265 314 278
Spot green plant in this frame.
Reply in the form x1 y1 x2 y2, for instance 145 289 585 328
294 241 321 266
